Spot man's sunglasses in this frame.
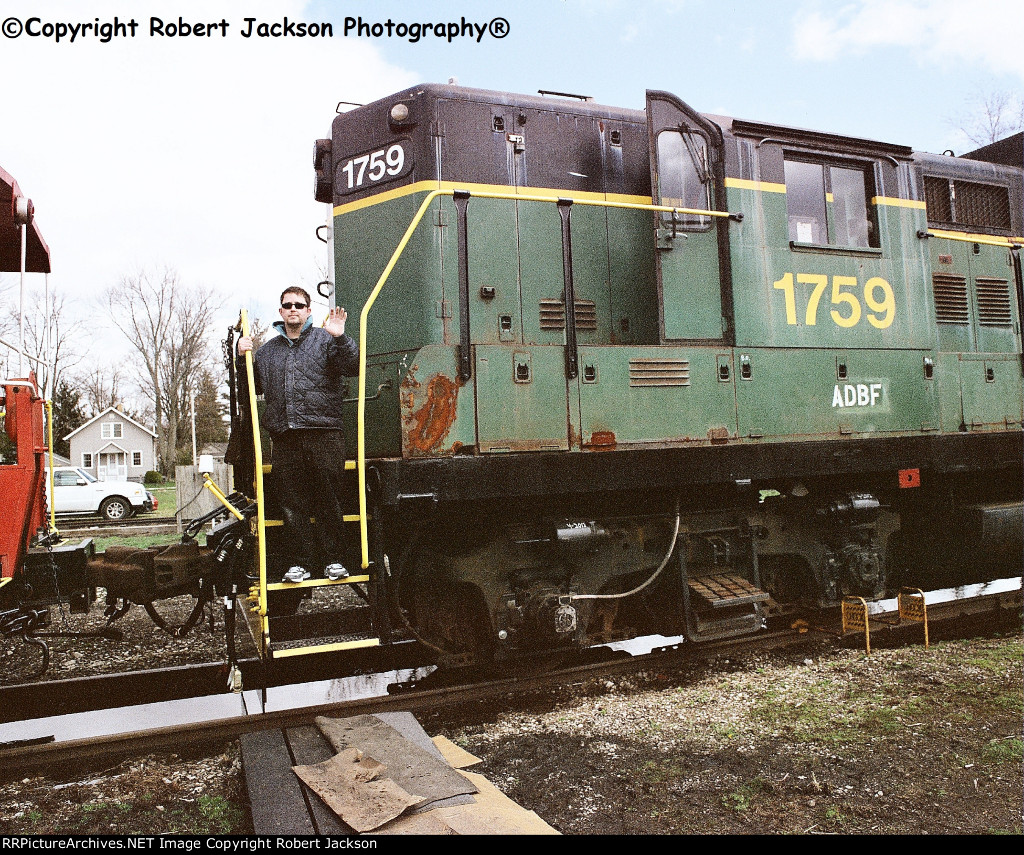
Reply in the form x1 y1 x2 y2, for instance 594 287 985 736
281 302 308 310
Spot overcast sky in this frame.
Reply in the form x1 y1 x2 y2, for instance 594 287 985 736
2 0 1022 378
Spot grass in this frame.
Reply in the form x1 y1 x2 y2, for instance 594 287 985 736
750 637 1024 747
145 482 179 518
721 777 772 814
91 532 186 551
981 736 1023 766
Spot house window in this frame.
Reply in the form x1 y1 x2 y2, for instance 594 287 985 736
656 130 713 229
785 157 877 248
132 451 143 467
101 422 123 439
82 453 93 468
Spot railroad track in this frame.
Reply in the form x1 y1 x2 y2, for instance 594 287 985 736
54 515 180 536
0 624 832 782
0 584 1019 782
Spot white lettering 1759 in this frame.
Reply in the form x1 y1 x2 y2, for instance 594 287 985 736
340 143 405 190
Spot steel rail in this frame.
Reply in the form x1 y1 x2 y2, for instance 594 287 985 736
2 588 1018 781
0 660 261 724
0 625 822 782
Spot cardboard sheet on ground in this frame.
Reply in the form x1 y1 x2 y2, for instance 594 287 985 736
433 770 561 835
316 715 477 809
291 747 420 833
430 735 483 769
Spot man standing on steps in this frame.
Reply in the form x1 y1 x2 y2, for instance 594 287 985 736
237 286 359 583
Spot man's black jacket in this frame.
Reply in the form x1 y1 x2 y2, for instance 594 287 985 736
241 324 359 435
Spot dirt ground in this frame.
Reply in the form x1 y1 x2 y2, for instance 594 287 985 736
426 629 1023 834
2 618 1021 835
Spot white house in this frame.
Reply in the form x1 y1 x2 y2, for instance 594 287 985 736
64 407 158 482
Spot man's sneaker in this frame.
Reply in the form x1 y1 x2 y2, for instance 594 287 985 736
325 563 349 581
282 566 310 583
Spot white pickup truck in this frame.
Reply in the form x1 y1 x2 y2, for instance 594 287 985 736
47 466 157 520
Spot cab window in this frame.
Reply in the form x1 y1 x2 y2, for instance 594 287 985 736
785 157 877 248
656 130 712 229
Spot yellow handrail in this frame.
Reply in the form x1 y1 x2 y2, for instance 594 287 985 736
237 309 268 619
202 473 245 521
355 187 735 568
926 228 1023 248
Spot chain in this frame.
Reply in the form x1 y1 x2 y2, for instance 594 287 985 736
37 471 73 633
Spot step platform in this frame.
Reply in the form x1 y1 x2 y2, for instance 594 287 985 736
685 572 769 641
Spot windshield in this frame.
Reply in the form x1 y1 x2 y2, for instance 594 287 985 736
76 468 98 483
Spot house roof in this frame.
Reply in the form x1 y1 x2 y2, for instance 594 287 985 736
96 441 130 455
63 406 157 441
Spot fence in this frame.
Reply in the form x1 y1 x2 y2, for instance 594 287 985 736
175 463 234 526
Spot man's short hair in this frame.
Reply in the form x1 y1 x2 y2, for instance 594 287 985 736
280 286 312 306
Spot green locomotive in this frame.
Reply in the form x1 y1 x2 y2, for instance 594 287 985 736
252 83 1023 666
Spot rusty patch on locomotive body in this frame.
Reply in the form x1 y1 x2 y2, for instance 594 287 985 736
585 430 617 448
400 364 422 390
405 373 459 454
708 426 730 444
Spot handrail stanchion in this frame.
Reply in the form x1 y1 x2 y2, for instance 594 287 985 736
238 310 269 648
357 189 445 568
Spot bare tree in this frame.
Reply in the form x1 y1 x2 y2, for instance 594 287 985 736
14 288 85 398
76 363 127 416
106 267 222 473
0 279 85 398
955 90 1024 147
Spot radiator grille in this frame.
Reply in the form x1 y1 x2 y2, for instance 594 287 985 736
925 174 1012 230
976 277 1013 326
933 273 969 324
629 358 690 387
924 176 952 222
539 298 598 330
954 180 1012 231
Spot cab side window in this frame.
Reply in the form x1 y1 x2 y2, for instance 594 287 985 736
785 157 877 248
656 130 712 229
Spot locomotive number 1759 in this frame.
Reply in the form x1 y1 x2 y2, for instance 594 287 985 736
773 273 896 330
339 143 407 191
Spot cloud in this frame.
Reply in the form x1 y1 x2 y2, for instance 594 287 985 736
791 0 1024 80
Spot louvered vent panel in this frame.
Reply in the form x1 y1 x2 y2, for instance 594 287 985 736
629 358 690 387
975 277 1013 326
539 298 598 330
932 274 969 324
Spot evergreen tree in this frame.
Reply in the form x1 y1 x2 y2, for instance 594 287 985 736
50 378 87 458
